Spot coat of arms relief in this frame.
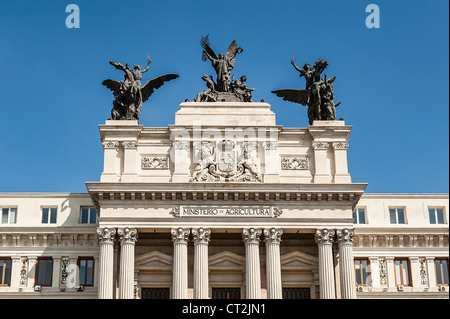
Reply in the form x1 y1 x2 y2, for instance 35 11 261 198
192 140 262 182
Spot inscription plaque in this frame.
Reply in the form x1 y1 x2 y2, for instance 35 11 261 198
170 206 282 218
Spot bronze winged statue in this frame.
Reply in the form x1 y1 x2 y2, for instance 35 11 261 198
272 58 340 125
103 54 179 121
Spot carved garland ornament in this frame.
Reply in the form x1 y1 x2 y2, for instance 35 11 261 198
141 156 169 169
281 157 309 170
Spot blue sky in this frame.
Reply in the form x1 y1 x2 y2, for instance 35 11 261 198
0 0 448 194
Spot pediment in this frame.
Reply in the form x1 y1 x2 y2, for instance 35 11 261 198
135 251 173 268
209 251 245 269
281 251 318 269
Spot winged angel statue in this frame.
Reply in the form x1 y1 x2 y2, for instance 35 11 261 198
102 55 179 121
272 58 340 125
194 36 255 102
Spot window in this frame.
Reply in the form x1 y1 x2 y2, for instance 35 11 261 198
354 258 370 285
353 208 366 224
80 207 97 224
394 258 411 286
78 257 95 286
0 258 12 286
141 288 171 299
42 208 57 224
429 208 445 224
435 258 449 286
1 208 17 224
36 257 53 286
389 208 405 224
282 288 310 299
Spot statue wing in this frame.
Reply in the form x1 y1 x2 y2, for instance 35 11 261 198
271 89 309 106
225 40 238 60
201 35 217 62
102 79 121 93
141 74 179 102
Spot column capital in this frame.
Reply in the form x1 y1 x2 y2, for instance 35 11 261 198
264 228 283 245
242 228 262 244
118 227 138 245
171 227 190 244
312 142 329 150
192 228 211 245
314 229 335 245
97 227 116 244
336 228 355 245
122 141 137 149
332 142 349 150
102 141 119 149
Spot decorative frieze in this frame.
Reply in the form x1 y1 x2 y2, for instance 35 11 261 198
141 156 169 169
281 157 309 170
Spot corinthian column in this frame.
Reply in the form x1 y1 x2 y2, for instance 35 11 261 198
264 228 283 299
242 228 262 299
171 227 190 299
314 229 336 299
336 228 356 299
97 227 116 299
118 227 138 299
192 228 211 299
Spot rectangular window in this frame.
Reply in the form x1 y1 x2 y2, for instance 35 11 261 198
394 258 411 286
353 208 366 224
1 208 17 224
80 207 97 224
36 258 53 286
429 208 445 224
78 257 95 286
435 258 449 286
42 208 57 224
354 258 370 285
389 208 405 224
0 258 12 286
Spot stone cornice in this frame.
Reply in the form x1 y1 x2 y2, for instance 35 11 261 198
86 182 367 213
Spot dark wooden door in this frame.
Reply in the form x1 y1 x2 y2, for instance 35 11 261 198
141 287 170 299
282 288 311 299
212 288 241 299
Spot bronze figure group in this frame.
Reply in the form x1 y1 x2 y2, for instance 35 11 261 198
103 36 341 123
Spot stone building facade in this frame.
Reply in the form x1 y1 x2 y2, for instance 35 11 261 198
0 102 448 299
